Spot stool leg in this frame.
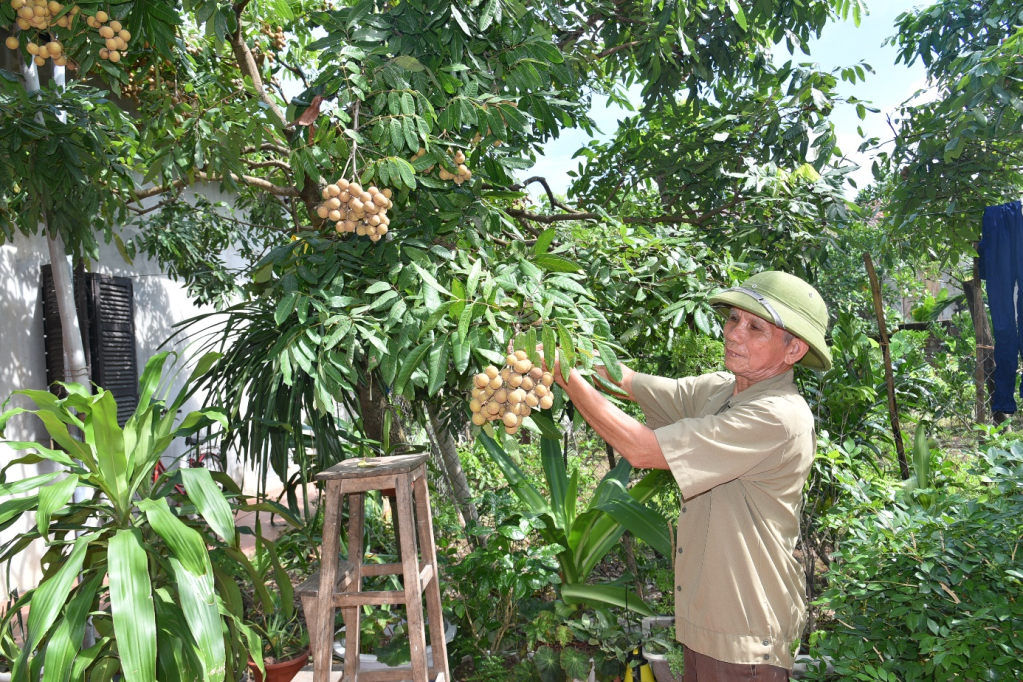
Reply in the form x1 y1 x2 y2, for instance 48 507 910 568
314 481 344 682
394 474 428 682
343 492 365 681
414 469 450 681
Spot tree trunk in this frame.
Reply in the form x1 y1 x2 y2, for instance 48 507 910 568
357 371 407 449
426 404 478 526
962 262 995 420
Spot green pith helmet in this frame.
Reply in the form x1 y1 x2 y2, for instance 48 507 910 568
709 271 832 371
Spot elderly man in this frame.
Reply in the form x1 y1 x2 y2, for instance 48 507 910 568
548 271 831 682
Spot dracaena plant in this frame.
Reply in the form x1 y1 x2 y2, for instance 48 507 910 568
0 352 276 682
478 432 670 615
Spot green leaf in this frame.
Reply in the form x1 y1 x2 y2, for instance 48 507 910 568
478 0 498 30
560 583 654 616
533 228 557 255
275 292 299 325
593 485 673 558
556 322 575 383
138 497 209 576
171 557 226 682
181 468 237 547
23 532 93 654
365 281 391 295
427 335 448 397
542 326 556 380
36 474 78 536
109 529 157 682
411 263 452 296
395 341 431 394
41 574 102 682
534 254 581 273
0 471 60 497
541 438 569 531
478 432 549 513
527 410 562 439
593 340 623 384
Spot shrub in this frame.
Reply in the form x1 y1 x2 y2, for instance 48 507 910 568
805 443 1023 681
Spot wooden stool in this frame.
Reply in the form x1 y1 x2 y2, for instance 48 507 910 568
304 454 449 682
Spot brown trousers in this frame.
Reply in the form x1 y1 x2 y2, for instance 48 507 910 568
682 646 790 682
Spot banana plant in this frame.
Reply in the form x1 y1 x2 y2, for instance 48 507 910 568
0 352 286 682
478 432 671 615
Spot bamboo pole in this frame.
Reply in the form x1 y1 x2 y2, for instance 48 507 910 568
971 257 988 424
863 254 909 480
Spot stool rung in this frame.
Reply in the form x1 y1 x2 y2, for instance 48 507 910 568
334 589 407 607
355 667 443 682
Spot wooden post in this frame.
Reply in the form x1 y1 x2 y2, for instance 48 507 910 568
971 257 988 424
863 254 910 480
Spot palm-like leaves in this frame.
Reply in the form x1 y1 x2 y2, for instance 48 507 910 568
479 432 671 615
0 352 270 682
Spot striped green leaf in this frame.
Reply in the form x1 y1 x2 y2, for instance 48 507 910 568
541 438 569 532
561 583 654 616
171 557 226 682
41 574 102 682
86 390 127 507
138 497 208 576
24 532 92 653
478 432 549 514
36 474 78 535
181 468 237 547
109 529 157 682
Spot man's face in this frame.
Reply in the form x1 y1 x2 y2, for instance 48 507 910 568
722 307 808 382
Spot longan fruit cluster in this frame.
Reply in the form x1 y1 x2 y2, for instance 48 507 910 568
317 180 393 243
86 10 131 62
260 24 285 50
440 149 471 185
469 351 555 435
4 33 65 66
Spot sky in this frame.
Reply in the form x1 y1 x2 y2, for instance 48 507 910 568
523 0 935 201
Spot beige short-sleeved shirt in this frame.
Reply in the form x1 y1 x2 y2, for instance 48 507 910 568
631 369 814 670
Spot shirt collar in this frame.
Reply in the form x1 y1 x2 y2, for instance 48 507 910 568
716 369 796 412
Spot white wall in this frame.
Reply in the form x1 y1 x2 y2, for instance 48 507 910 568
0 184 282 601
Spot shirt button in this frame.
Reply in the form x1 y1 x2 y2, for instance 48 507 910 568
677 548 683 554
681 507 687 513
762 640 769 646
676 586 681 592
763 655 770 661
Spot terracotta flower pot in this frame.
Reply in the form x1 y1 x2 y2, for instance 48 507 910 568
247 648 310 682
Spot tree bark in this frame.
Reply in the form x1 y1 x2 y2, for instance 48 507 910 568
357 372 407 449
961 261 995 421
426 404 478 526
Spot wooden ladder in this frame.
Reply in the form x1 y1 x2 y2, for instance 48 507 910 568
300 454 449 682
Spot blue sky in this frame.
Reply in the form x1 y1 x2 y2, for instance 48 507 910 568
525 0 934 200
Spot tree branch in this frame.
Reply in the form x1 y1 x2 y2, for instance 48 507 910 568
243 159 293 173
242 143 292 157
230 6 289 130
131 171 301 202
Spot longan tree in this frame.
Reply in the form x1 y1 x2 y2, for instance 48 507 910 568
2 0 863 529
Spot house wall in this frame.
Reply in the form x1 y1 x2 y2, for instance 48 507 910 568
0 185 286 602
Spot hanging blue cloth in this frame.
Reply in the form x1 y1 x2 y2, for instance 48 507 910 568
979 200 1023 413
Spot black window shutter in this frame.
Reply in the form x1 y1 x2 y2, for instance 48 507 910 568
41 266 140 425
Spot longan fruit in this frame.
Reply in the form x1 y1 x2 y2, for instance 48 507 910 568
521 376 534 391
316 205 329 219
486 401 501 416
355 224 368 236
326 184 341 197
508 373 523 388
349 198 364 212
119 29 131 41
16 17 31 29
541 373 555 387
33 55 45 65
105 37 118 51
525 394 539 407
108 49 120 62
99 25 114 38
348 182 362 196
95 9 108 21
26 42 39 54
109 19 121 31
5 37 19 50
337 178 350 190
534 384 549 398
472 412 486 426
513 359 532 374
485 366 499 379
378 224 389 235
529 367 543 380
373 194 388 207
328 210 342 222
505 425 519 435
368 215 381 226
539 395 554 410
489 376 503 390
493 388 508 403
505 353 517 366
513 350 528 361
508 389 526 404
53 56 66 66
321 186 331 200
46 41 61 56
502 412 518 428
99 47 109 59
325 197 341 210
38 45 50 58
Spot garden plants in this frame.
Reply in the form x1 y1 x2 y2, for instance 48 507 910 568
0 352 269 682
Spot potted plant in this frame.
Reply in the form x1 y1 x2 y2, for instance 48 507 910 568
247 608 310 682
641 617 683 682
528 610 645 682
